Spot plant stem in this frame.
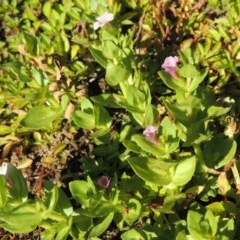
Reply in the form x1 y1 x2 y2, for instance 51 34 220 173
193 144 208 173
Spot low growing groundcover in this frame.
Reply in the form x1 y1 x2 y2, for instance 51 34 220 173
0 0 240 239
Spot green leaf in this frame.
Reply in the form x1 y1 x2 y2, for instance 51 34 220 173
216 218 235 240
119 125 131 142
171 155 196 186
67 7 81 21
55 219 72 240
72 212 93 232
161 194 185 213
0 125 12 135
207 105 230 118
69 180 96 208
187 209 206 240
71 44 80 59
204 210 217 237
41 230 56 240
93 93 142 113
80 201 116 218
127 157 171 186
187 205 218 240
159 66 208 93
74 0 89 10
159 116 180 152
123 139 142 153
91 128 111 143
0 203 42 233
21 105 63 129
91 94 123 108
23 33 39 56
187 68 208 92
55 188 73 217
72 98 96 129
60 31 70 52
158 71 186 92
43 2 52 19
0 176 7 208
131 134 166 157
160 116 177 139
208 0 218 7
162 100 190 125
6 164 28 201
143 104 159 126
72 111 95 129
121 228 149 240
206 201 237 215
124 199 142 225
178 64 201 78
125 85 146 109
176 231 188 240
0 62 32 82
30 68 49 87
102 40 120 59
0 62 23 72
43 181 59 218
185 186 205 195
89 47 107 68
202 136 236 169
94 105 112 129
24 6 37 21
87 213 114 238
106 63 131 86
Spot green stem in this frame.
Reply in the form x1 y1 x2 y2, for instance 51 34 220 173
193 144 208 172
48 211 67 222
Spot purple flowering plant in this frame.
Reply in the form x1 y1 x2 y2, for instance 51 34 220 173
143 125 158 143
98 175 111 191
0 0 239 239
161 56 179 78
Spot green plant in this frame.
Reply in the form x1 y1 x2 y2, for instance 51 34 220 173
0 0 240 239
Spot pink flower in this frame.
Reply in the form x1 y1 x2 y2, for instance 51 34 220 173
143 125 158 143
98 175 111 190
161 56 179 78
93 11 114 30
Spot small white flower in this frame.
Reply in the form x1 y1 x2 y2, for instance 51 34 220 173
0 163 8 175
93 11 114 30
